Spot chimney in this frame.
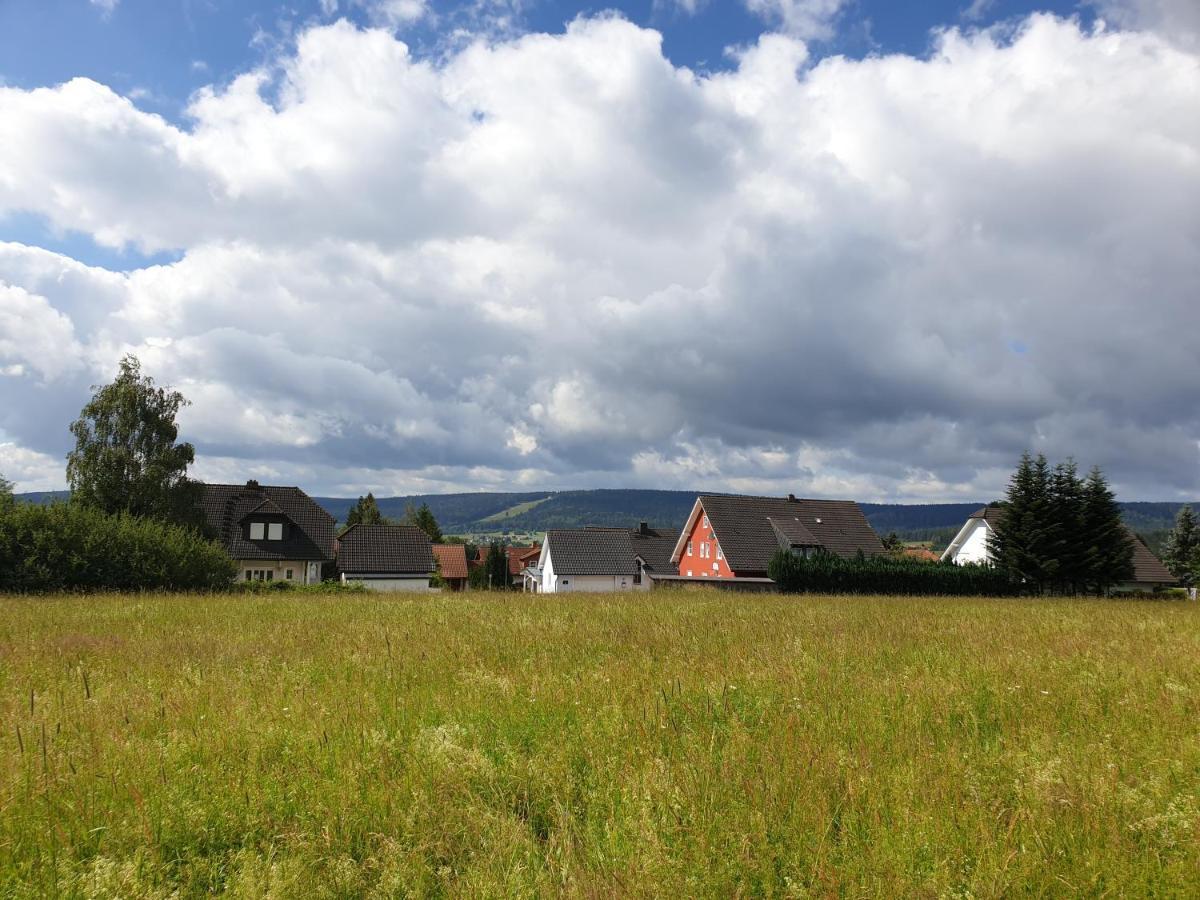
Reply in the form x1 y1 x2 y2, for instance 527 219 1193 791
246 479 262 491
787 493 796 502
639 521 649 536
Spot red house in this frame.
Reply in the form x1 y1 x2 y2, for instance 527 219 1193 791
670 494 885 580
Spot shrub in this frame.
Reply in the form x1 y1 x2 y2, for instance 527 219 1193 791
230 579 367 595
767 549 1018 596
0 502 236 593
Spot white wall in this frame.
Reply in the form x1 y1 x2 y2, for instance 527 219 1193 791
238 559 322 584
948 520 992 565
539 547 635 592
342 575 432 592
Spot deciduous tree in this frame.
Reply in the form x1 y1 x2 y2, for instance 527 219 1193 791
66 355 202 527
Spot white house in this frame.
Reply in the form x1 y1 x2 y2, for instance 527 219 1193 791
940 505 1004 565
525 525 677 593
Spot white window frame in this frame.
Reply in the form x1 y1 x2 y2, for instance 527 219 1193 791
716 544 723 560
249 522 265 540
267 522 283 541
702 515 709 528
687 540 693 557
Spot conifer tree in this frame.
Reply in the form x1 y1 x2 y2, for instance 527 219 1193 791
1162 505 1199 588
990 452 1055 593
345 492 384 527
1079 466 1134 595
1049 459 1086 593
406 502 443 543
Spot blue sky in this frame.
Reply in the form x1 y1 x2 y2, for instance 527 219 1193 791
0 0 1196 500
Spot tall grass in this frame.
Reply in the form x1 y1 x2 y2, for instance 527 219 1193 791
1 592 1197 896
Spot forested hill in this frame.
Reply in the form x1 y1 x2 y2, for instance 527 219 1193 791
15 490 1196 544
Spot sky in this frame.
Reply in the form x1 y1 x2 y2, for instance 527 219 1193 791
0 0 1197 501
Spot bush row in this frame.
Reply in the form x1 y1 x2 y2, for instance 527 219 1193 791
768 550 1019 596
0 502 236 593
230 580 367 595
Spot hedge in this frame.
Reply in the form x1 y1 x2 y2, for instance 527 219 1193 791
768 549 1019 596
0 502 236 593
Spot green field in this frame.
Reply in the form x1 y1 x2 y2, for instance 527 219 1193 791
2 593 1198 896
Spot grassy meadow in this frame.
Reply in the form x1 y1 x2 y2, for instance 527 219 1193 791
1 592 1198 897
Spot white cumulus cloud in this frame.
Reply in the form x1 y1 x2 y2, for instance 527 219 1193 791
0 13 1196 500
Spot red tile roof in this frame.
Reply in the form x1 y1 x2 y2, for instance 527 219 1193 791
432 544 469 580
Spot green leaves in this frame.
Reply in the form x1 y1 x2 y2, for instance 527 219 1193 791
0 502 236 592
66 355 202 529
1162 505 1200 588
767 549 1017 596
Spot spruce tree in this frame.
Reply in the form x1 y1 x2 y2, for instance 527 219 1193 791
407 502 443 543
990 453 1055 593
1162 505 1199 588
345 493 384 527
1080 467 1134 595
1049 459 1086 594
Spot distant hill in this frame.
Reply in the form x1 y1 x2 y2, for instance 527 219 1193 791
14 489 1195 548
11 491 70 505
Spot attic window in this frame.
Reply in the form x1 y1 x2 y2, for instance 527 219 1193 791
249 522 265 540
268 523 283 541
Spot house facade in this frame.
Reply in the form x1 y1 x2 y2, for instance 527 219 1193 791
670 494 885 581
338 524 435 591
199 480 335 584
527 524 676 593
941 505 1178 593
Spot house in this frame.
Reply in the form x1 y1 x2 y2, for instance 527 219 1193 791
526 524 676 593
669 493 885 581
337 524 435 591
508 545 541 586
199 480 335 584
432 543 469 591
939 504 1003 565
941 505 1178 592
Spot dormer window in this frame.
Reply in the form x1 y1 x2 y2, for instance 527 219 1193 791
249 522 284 540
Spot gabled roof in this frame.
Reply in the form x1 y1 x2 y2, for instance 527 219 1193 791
507 545 541 577
767 516 820 548
672 494 884 574
631 530 678 574
545 529 636 576
432 543 469 580
971 504 1007 524
1126 527 1178 585
200 482 335 562
339 525 435 575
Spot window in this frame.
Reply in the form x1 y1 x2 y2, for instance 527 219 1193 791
247 569 273 581
285 569 294 580
702 515 709 528
716 545 723 560
687 540 693 556
268 522 283 541
249 522 265 540
244 570 253 581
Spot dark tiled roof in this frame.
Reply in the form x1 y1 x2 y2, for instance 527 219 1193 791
432 544 469 580
971 504 1007 524
338 525 434 575
1126 527 1177 585
700 494 884 574
545 529 636 576
546 526 677 576
630 528 678 574
200 483 335 562
767 516 820 548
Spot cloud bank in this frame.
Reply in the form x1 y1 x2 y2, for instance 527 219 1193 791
0 13 1197 500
